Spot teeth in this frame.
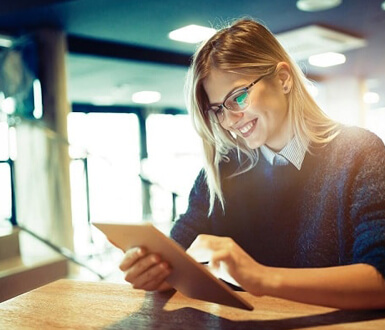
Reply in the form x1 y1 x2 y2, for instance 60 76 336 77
239 121 255 134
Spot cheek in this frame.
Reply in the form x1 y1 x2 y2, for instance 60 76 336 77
257 95 288 123
253 82 287 113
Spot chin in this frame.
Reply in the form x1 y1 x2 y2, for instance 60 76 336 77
245 139 263 150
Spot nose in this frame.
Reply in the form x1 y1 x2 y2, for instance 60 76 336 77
222 110 244 128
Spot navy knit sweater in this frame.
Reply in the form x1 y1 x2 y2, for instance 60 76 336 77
170 126 385 278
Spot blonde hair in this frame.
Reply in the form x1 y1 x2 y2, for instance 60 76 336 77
185 18 339 214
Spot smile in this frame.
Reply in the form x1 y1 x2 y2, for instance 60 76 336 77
238 119 257 136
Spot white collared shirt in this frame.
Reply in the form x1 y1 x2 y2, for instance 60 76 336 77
259 136 307 170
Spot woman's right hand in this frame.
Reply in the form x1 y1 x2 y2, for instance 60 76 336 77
119 246 173 291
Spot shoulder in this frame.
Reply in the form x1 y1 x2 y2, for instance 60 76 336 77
323 125 384 159
332 125 384 150
308 126 384 174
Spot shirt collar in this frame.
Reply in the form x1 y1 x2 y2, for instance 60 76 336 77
259 136 307 170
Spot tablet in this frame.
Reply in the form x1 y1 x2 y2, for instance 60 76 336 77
92 222 253 311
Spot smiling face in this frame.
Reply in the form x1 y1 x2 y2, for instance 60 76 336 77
203 65 293 151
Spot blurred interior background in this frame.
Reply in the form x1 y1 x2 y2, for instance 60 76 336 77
1 0 385 301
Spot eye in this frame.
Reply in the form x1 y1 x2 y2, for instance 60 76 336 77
234 91 248 108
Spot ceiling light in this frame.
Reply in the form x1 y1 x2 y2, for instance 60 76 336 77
132 91 161 104
308 52 346 67
296 0 342 12
363 92 380 104
276 25 365 61
382 1 385 10
168 24 216 44
0 34 13 48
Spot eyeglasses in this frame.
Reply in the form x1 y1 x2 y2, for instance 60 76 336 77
206 76 264 124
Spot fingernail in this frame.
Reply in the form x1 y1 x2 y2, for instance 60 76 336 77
161 262 169 270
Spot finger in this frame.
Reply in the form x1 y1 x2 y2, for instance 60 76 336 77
188 235 235 264
210 249 231 268
133 262 171 291
210 261 241 287
119 247 146 271
157 281 173 292
123 253 161 283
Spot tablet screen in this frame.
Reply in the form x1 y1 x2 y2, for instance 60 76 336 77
93 222 253 310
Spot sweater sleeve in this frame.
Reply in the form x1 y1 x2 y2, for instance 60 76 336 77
349 131 385 278
170 169 212 249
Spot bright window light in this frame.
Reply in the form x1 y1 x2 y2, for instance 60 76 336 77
132 91 161 104
33 79 43 119
307 83 319 97
168 24 216 44
363 92 380 104
1 97 16 114
91 96 115 106
382 1 385 10
308 52 346 67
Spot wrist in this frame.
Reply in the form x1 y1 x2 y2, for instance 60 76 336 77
259 266 283 297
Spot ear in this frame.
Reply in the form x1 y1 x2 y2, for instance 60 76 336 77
276 62 292 94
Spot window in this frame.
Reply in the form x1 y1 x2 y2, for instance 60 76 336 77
67 112 141 256
144 114 203 224
366 107 385 143
0 120 12 228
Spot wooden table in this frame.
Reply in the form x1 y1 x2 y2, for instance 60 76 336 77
1 279 385 329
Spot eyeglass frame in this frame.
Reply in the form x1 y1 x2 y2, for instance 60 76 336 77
205 76 264 124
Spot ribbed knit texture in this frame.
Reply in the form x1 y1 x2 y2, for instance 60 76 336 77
171 126 385 278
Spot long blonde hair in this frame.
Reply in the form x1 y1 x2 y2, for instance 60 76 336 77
185 18 339 214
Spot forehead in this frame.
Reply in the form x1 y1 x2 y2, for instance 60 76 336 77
203 68 251 104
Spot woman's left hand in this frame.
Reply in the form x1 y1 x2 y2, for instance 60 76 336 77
186 234 268 296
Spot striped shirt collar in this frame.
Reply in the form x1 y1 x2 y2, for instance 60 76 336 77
259 136 307 170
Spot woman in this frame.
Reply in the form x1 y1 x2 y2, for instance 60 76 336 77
120 19 385 309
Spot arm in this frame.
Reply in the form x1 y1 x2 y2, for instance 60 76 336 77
170 169 212 248
262 263 385 309
188 234 385 309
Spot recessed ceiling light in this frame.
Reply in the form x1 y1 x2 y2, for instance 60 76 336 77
308 52 346 67
168 24 216 44
0 34 13 48
132 91 161 104
296 0 342 12
276 25 365 62
363 92 380 104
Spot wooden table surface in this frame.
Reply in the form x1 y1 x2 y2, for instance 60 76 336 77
1 279 385 329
